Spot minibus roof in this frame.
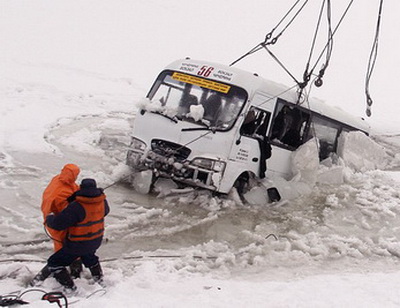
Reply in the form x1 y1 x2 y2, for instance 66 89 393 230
165 58 370 133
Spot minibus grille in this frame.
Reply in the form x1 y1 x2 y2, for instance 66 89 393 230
151 139 191 162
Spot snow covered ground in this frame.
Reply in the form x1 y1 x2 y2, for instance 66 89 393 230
1 1 400 307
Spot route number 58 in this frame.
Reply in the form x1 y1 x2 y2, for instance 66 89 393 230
197 66 214 77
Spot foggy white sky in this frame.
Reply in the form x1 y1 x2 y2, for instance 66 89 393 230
1 0 399 132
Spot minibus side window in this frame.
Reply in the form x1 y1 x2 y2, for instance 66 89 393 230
308 116 340 160
240 107 271 138
239 107 272 178
270 102 310 149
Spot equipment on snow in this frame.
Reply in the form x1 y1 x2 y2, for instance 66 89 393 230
41 292 68 308
0 295 29 306
1 289 69 307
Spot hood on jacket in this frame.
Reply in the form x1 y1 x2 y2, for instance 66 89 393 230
59 164 80 185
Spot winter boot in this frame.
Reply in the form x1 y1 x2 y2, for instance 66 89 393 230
29 265 51 287
69 258 83 279
53 268 76 291
89 263 104 286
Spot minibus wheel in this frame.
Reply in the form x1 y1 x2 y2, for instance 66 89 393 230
233 172 250 197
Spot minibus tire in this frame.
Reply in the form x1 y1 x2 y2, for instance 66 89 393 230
233 172 250 197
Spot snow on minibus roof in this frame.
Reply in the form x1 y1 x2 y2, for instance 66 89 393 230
165 59 370 133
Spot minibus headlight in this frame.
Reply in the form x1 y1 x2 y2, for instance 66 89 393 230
130 137 146 152
213 161 225 172
192 158 213 169
191 158 225 172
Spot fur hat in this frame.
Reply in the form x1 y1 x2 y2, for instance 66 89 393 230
78 178 101 197
80 178 97 188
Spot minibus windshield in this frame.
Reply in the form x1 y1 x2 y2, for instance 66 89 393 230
146 71 247 130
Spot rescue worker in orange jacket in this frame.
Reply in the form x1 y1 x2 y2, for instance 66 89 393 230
42 164 80 251
39 178 109 290
29 164 81 287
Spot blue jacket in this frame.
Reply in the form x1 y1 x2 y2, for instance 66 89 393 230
46 187 110 255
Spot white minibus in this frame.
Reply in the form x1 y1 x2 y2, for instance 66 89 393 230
126 58 369 195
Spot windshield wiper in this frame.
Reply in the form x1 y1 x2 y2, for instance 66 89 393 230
151 111 178 123
183 118 223 132
182 126 217 133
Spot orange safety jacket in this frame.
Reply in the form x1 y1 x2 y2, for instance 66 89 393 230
41 164 80 217
67 194 106 242
42 164 80 251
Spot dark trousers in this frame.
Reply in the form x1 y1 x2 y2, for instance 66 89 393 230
47 248 99 271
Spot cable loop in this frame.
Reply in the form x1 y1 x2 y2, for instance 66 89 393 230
365 0 384 117
264 32 272 42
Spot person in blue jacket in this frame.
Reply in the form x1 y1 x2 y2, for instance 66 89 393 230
35 178 110 290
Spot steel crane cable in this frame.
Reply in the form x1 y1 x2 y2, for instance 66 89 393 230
230 0 309 67
261 45 301 86
316 0 333 84
365 0 384 117
230 0 355 99
263 0 309 46
296 0 332 103
297 0 355 104
308 0 354 80
259 0 312 88
299 0 327 91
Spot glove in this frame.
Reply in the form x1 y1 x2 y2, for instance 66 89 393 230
45 213 56 226
67 192 76 203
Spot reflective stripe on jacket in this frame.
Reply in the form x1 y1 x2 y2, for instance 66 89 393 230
68 194 106 242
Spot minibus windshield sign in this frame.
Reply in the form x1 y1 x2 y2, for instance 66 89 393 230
172 72 231 94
